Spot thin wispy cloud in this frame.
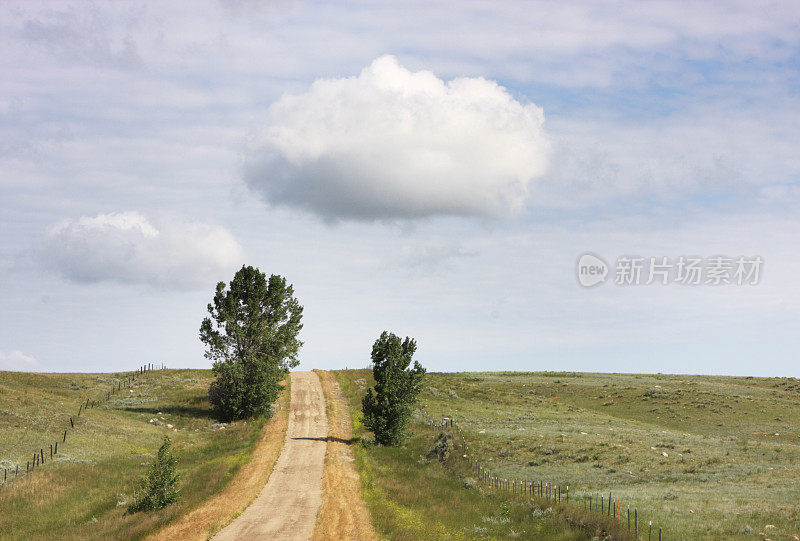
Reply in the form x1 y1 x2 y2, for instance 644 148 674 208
0 349 38 371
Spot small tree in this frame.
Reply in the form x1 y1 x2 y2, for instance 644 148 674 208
361 331 426 446
128 436 180 513
200 265 303 421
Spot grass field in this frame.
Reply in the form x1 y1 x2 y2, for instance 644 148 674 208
414 371 800 540
336 369 633 541
0 368 276 540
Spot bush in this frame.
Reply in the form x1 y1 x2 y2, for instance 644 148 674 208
128 436 180 513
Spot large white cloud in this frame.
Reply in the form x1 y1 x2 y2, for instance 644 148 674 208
36 212 244 289
0 349 39 371
245 55 550 220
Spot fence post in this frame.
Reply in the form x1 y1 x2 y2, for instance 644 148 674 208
659 527 662 541
635 508 638 536
55 441 58 454
649 521 652 541
50 444 53 459
40 448 45 464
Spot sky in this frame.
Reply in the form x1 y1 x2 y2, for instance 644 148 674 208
1 0 799 376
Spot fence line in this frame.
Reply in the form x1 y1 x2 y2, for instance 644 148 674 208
1 363 166 488
419 409 665 541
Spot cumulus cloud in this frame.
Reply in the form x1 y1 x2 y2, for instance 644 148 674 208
0 349 39 371
36 212 244 289
245 55 550 221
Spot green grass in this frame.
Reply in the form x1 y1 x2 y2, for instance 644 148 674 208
0 369 271 540
336 369 633 540
415 371 800 540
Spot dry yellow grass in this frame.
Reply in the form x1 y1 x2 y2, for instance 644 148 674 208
146 380 290 541
312 370 377 541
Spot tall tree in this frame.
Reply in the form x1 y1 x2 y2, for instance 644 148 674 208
362 331 426 446
200 265 303 421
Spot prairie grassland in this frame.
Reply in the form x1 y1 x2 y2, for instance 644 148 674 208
417 371 800 540
336 369 633 541
0 369 276 540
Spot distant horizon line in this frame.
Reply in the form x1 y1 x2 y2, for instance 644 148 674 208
1 367 796 380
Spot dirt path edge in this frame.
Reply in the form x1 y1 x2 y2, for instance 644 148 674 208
312 370 377 541
147 379 290 541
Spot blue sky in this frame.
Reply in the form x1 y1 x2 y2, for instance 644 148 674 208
1 1 799 375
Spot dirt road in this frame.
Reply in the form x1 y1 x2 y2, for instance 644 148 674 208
312 371 377 540
213 371 328 541
148 383 289 541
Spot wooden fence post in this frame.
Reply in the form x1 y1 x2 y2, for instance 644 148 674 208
635 508 638 536
55 441 58 454
50 444 53 459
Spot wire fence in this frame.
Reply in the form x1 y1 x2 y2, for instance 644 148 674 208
0 363 165 488
419 410 666 541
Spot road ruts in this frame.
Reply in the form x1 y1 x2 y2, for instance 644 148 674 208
213 371 328 541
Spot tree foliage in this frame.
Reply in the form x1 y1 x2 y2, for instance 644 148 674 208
200 265 303 421
128 436 180 513
361 331 426 446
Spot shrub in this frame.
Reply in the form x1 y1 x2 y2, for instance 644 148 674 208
128 436 180 513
